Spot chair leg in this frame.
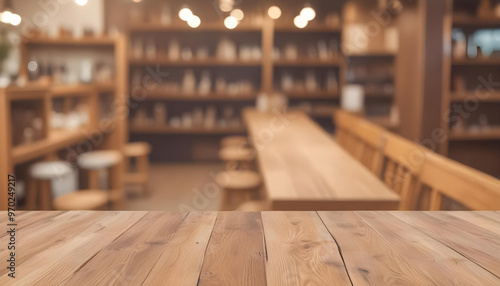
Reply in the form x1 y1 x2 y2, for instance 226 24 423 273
88 169 99 189
137 155 149 196
109 164 125 210
39 180 52 210
25 178 38 210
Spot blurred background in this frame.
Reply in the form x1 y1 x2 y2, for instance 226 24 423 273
0 0 499 211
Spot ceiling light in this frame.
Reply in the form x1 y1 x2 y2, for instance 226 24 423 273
219 0 234 12
294 15 308 28
230 9 244 21
179 7 193 21
187 15 201 28
300 6 316 21
268 6 282 20
224 16 238 29
0 0 21 26
75 0 88 6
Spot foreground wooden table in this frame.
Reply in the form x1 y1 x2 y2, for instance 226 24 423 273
2 211 500 285
243 109 400 210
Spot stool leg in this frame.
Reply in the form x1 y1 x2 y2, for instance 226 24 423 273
220 189 231 211
26 178 38 210
137 155 149 196
39 180 52 210
88 169 99 189
109 163 125 210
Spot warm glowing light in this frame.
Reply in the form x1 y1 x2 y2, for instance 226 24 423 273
178 8 193 21
219 2 233 12
267 6 282 20
10 14 21 26
294 15 308 28
132 0 142 2
75 0 88 6
300 7 316 21
230 9 244 21
187 15 201 28
28 61 38 72
224 16 238 29
0 11 12 23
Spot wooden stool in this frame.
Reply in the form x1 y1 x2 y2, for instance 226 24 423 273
26 161 73 210
75 150 125 209
221 136 249 148
218 146 255 170
217 170 262 211
237 200 272 211
53 190 109 210
123 142 151 196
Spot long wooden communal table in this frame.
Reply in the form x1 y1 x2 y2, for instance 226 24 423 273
2 211 500 285
243 108 400 210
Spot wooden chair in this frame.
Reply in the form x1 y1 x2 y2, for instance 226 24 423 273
216 170 262 211
350 119 387 176
381 133 430 210
26 161 73 210
54 150 124 210
333 109 361 156
221 136 249 148
417 153 500 210
218 146 255 170
123 142 151 196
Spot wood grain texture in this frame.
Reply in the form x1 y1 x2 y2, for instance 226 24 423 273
143 212 218 285
198 212 266 286
262 211 350 286
396 212 500 278
243 109 400 211
64 212 186 285
357 211 500 285
0 211 147 285
319 211 450 285
1 211 500 285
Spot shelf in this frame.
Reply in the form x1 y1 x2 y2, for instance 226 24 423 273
450 92 500 102
274 24 341 33
129 125 245 135
129 58 262 67
129 23 262 32
453 16 500 28
24 37 116 46
452 58 500 66
345 51 396 58
140 92 256 101
49 84 96 97
285 90 339 99
449 127 500 141
11 128 100 164
273 58 341 67
365 91 394 98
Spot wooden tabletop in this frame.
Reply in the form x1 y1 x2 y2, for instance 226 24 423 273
243 109 400 210
3 211 500 285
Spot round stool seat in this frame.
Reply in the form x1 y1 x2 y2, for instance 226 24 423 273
30 161 72 180
221 136 249 148
219 147 254 162
78 150 122 170
217 170 261 190
53 190 109 210
123 142 151 157
237 200 271 211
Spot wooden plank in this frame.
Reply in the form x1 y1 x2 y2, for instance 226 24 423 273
261 211 350 286
357 211 500 285
447 212 500 235
0 211 147 285
143 212 218 285
198 212 266 286
0 211 63 239
0 211 106 276
318 211 450 285
64 212 186 285
396 212 500 278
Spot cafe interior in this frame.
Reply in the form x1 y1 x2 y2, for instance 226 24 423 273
0 0 500 213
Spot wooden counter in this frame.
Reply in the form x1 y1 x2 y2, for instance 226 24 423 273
243 109 400 210
2 211 499 285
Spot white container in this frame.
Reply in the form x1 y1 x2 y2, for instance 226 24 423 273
341 85 364 112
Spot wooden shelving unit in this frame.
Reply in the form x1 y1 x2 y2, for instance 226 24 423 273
441 0 500 177
142 92 257 101
129 125 245 135
129 58 263 67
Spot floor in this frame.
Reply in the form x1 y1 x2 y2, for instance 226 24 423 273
126 163 225 211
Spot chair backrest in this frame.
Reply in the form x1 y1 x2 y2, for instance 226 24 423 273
351 119 387 176
333 109 359 155
381 133 429 210
419 153 500 210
